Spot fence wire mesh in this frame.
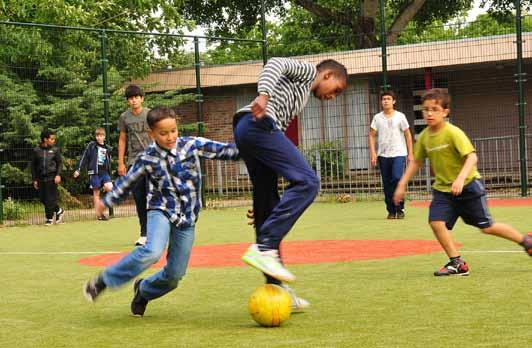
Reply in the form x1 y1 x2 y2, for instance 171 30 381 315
0 15 531 225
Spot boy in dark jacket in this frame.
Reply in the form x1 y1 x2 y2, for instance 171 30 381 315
74 127 113 220
31 129 65 225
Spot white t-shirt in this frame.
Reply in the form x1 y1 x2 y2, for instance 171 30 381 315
370 110 410 157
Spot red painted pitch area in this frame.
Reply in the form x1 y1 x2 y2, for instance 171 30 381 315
78 240 445 269
410 198 532 208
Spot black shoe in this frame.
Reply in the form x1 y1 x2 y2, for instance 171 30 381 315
396 211 405 219
83 274 106 302
434 260 470 276
387 213 396 219
131 278 149 316
97 215 108 221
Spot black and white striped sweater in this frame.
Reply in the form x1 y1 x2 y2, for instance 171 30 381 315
236 57 317 132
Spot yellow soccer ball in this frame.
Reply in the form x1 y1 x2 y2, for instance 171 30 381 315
248 284 292 327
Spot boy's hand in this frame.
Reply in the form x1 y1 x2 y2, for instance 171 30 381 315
246 209 255 227
33 181 39 190
251 94 269 119
118 163 127 176
451 178 465 196
54 175 61 185
370 153 377 167
73 171 80 178
95 200 106 216
393 184 406 205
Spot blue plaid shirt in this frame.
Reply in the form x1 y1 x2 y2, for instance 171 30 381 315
103 136 239 227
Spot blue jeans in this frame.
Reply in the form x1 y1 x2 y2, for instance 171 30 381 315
102 210 195 301
378 156 406 214
234 113 319 250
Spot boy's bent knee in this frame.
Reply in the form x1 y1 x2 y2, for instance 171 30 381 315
168 278 180 290
139 248 164 265
303 174 320 196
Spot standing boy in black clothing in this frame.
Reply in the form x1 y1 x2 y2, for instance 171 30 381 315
31 129 65 225
118 85 151 246
73 127 113 220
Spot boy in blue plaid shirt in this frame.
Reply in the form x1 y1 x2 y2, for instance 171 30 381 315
83 107 239 316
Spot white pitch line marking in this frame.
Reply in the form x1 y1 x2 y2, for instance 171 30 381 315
0 251 121 255
461 250 522 253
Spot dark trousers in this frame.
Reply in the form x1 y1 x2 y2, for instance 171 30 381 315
38 180 60 220
131 170 148 237
234 113 319 283
378 156 406 214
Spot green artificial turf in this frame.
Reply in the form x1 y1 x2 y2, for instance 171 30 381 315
0 201 530 348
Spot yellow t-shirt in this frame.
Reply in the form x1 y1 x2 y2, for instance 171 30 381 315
414 123 481 192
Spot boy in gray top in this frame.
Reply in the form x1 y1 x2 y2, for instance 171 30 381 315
118 85 151 246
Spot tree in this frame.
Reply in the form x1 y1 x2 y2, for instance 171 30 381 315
184 0 476 49
0 1 196 199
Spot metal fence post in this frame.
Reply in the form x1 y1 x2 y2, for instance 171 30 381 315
194 37 206 203
100 29 114 215
515 0 528 196
0 149 3 224
260 0 268 66
379 0 389 92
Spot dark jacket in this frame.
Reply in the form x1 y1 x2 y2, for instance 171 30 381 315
31 145 62 181
76 141 112 175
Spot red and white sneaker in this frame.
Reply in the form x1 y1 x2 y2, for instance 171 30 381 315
434 260 470 276
522 233 532 256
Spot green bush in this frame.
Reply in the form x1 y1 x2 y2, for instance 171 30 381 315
2 197 26 220
305 141 345 178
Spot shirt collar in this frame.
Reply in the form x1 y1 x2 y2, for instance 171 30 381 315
153 142 177 158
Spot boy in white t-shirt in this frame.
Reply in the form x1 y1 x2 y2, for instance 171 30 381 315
369 90 414 219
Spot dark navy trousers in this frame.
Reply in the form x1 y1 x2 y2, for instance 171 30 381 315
128 166 148 237
234 112 319 252
378 156 406 214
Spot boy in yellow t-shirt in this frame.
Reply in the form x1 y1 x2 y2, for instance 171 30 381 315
394 88 532 276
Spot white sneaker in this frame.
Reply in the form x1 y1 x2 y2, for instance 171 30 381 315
135 236 147 246
55 208 65 224
241 244 296 283
280 284 310 312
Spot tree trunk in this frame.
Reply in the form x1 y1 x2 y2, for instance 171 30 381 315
386 0 427 44
357 16 377 48
356 0 380 48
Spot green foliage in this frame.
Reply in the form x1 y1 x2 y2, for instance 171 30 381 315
1 163 32 185
0 1 196 198
396 13 532 46
306 141 345 178
185 0 475 52
2 197 26 220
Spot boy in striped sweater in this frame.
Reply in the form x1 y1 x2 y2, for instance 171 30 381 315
234 57 348 310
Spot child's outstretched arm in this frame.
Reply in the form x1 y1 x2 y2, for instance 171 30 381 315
101 157 147 208
193 137 239 161
393 160 422 205
451 152 477 196
74 143 91 178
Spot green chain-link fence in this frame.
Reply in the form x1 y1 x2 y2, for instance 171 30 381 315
1 8 531 225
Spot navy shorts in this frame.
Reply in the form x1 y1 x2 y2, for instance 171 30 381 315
429 179 493 230
89 172 112 189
